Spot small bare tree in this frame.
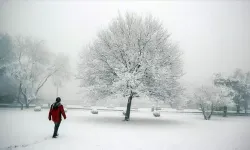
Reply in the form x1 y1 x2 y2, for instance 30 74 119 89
194 85 234 120
194 86 218 120
77 12 183 121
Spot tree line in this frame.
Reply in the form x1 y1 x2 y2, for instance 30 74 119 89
193 69 250 120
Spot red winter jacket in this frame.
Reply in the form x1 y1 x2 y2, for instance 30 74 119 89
48 102 66 123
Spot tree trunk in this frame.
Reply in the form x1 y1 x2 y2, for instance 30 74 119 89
17 83 23 110
244 100 248 114
207 107 214 120
200 104 214 120
25 103 29 108
124 94 133 121
24 95 29 108
169 102 173 108
234 96 241 114
200 106 207 120
223 106 227 117
18 99 24 110
22 90 29 108
236 104 240 114
202 111 207 120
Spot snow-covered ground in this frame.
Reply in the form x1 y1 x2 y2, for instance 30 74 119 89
0 108 250 150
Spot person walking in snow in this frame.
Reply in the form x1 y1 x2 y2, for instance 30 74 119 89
48 97 66 138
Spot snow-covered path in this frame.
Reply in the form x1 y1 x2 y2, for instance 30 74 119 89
0 108 250 150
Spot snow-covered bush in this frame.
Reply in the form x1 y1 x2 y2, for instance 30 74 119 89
91 108 98 114
34 106 42 112
153 111 160 117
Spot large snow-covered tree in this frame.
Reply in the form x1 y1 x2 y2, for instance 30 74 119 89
6 36 61 108
77 12 183 121
214 69 250 114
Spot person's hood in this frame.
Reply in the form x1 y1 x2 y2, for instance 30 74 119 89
53 102 61 109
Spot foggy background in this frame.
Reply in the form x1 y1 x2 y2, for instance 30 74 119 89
1 0 249 101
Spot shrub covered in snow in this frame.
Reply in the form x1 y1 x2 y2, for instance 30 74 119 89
34 106 42 112
91 108 98 114
153 111 160 117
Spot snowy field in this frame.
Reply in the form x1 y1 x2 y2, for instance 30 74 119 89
0 108 250 150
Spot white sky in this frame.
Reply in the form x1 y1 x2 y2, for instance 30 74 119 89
0 0 250 101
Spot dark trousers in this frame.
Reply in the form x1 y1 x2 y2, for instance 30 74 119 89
53 121 61 136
